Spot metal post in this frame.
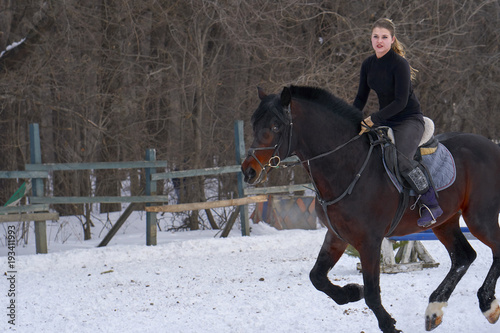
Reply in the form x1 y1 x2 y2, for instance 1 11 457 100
29 123 48 254
145 149 157 245
234 120 250 236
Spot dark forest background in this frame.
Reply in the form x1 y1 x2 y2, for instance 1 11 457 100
1 0 499 231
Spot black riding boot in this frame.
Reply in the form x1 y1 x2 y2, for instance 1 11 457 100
417 188 443 227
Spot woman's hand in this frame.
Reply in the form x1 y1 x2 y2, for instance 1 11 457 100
359 116 374 135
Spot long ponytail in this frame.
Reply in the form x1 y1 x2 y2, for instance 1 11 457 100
372 18 418 81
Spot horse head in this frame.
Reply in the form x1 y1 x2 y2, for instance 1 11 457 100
241 87 294 184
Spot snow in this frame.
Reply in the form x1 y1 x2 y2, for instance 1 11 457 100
0 38 26 59
1 212 499 333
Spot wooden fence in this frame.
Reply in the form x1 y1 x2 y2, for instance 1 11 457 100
3 122 472 258
0 122 312 254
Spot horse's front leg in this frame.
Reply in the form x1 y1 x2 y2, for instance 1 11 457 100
309 231 364 304
359 240 402 333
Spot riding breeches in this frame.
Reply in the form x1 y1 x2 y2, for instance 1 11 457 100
391 118 425 172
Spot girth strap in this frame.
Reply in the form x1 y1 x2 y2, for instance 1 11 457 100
384 188 409 237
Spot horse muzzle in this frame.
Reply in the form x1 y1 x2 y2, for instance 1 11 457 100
241 144 282 184
241 158 268 185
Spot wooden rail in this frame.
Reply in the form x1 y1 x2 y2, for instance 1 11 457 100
0 212 59 223
145 195 268 213
0 204 58 223
244 183 313 195
0 204 50 214
0 171 49 178
30 196 171 204
25 160 167 171
151 165 240 180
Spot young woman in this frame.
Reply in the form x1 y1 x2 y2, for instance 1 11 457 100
353 18 442 227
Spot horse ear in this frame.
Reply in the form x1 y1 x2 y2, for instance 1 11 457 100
280 86 291 107
257 86 267 100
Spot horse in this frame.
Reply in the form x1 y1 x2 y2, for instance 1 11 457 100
241 85 500 333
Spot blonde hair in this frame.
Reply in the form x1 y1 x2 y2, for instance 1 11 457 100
372 18 418 81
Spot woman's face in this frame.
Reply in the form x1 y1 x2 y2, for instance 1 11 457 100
371 27 395 58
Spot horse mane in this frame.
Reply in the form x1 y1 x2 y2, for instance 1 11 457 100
252 85 362 129
289 85 363 124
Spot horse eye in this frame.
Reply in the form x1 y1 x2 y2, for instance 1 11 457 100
272 125 280 133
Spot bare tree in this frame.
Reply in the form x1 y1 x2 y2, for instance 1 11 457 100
0 0 498 236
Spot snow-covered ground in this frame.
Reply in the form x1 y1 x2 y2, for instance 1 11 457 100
1 211 499 333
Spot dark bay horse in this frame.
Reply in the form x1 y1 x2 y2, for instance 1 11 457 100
241 85 500 333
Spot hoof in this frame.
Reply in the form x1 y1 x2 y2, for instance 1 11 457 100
483 299 500 324
343 283 364 302
425 302 447 331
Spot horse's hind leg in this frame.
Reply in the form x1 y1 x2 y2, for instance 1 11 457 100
465 210 500 324
309 231 364 305
425 213 477 331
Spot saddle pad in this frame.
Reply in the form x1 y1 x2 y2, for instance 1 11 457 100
384 143 456 195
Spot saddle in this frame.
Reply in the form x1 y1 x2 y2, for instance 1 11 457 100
379 117 442 190
384 117 438 159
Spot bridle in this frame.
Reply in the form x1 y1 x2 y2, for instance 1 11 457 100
246 104 294 183
247 102 364 177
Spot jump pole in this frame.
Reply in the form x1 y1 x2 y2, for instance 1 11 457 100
145 195 268 213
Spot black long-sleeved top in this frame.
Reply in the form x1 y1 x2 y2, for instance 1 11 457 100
353 49 423 127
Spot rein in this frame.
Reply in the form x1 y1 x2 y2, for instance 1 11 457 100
284 134 363 168
247 102 378 192
246 100 389 240
313 133 376 206
248 108 378 204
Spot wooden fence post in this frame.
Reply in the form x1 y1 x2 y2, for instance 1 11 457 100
29 123 48 254
145 149 157 246
234 120 250 236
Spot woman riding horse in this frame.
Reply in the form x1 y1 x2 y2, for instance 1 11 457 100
354 18 442 227
242 84 500 333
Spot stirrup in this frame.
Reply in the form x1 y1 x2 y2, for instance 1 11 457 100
418 204 438 228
